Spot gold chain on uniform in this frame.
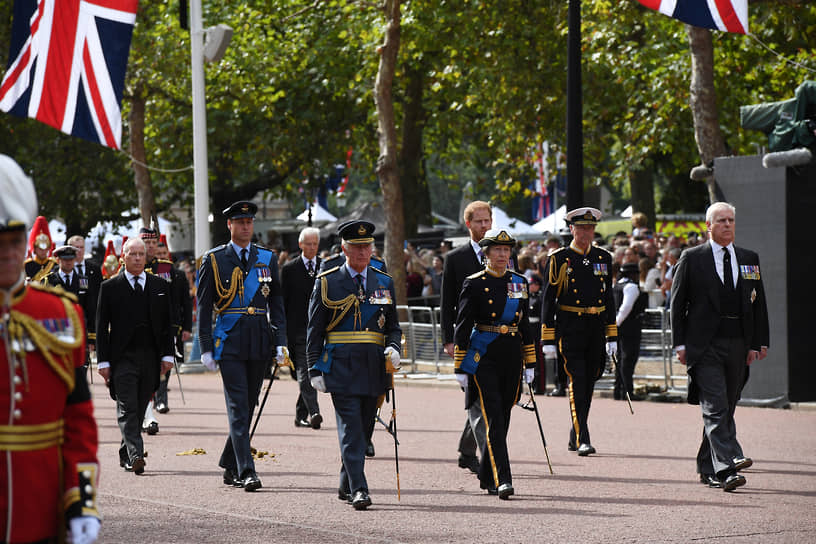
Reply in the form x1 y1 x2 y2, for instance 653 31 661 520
210 257 244 315
547 254 569 298
7 296 82 391
319 276 362 331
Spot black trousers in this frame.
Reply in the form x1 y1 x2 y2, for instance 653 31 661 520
558 315 605 448
473 360 521 489
114 344 157 465
291 336 319 421
614 328 641 398
218 358 267 478
332 393 378 494
690 336 747 477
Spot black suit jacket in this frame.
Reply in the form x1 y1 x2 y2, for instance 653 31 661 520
95 272 175 395
77 260 102 335
670 242 770 365
281 255 320 344
440 242 483 344
46 270 94 337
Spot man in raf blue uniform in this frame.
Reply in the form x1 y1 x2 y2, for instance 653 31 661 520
307 220 401 510
540 207 618 456
197 201 288 491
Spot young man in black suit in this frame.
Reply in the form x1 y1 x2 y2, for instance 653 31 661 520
282 226 322 429
439 200 492 474
671 202 769 492
96 237 175 475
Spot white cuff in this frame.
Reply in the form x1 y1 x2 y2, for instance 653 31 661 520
98 361 110 369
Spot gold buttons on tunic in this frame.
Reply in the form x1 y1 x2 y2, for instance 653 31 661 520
491 312 496 317
576 299 580 304
598 299 603 304
488 299 493 304
484 287 490 292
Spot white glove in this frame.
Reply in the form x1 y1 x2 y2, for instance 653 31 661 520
524 368 535 384
384 346 400 371
201 352 217 371
67 516 101 544
542 345 557 358
455 373 468 389
606 341 618 357
276 346 289 365
311 375 327 393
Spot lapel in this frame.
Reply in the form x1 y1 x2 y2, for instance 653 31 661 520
247 244 260 269
365 267 378 297
698 244 721 310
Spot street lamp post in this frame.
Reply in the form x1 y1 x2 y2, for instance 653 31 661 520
190 0 209 258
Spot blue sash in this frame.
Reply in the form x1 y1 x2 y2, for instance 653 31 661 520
460 275 523 374
213 248 272 360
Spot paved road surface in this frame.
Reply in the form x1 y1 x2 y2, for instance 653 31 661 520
91 372 816 543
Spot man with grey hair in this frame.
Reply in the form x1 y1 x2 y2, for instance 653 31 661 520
282 226 323 429
97 237 175 476
671 201 769 492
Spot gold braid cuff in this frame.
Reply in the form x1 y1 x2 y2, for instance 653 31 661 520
541 325 555 342
547 256 569 298
522 343 537 365
319 276 361 332
605 324 618 338
453 345 465 370
211 256 244 315
8 297 82 391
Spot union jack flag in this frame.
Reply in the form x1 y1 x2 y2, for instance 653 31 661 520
0 0 139 149
636 0 748 34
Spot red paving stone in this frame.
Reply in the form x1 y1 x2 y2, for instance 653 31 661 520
92 372 816 543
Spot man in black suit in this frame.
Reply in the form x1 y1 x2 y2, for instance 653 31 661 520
46 245 93 333
67 234 103 348
282 226 323 429
439 200 492 474
197 201 288 492
671 202 769 492
96 237 175 475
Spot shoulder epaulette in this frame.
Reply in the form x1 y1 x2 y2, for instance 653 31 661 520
24 257 34 264
509 270 527 279
370 266 392 278
158 258 174 265
205 244 229 258
595 246 613 258
30 281 79 304
548 246 566 257
466 269 487 280
317 265 341 278
371 255 385 263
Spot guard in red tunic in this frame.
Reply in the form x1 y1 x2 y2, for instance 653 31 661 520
0 154 101 544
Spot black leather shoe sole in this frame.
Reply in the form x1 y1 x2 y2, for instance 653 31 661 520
577 444 596 456
310 414 323 430
294 418 311 428
243 476 262 492
734 457 753 471
722 474 746 492
352 492 372 510
498 483 514 500
700 474 722 488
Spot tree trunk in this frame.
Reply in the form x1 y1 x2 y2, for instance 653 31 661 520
375 0 406 304
687 25 727 204
129 84 156 227
630 167 656 231
399 63 431 238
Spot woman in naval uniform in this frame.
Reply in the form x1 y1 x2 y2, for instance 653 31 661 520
453 229 537 499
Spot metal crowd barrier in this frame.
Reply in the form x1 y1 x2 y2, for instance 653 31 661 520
397 302 687 393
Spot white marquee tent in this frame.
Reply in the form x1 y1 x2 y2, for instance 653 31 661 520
532 205 567 234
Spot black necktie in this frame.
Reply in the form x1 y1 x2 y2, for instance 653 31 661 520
134 276 143 294
240 248 248 269
63 273 70 285
307 260 314 276
477 249 485 265
77 263 83 276
723 247 734 291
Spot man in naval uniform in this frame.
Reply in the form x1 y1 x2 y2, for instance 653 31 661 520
307 220 402 510
197 201 288 492
539 207 617 456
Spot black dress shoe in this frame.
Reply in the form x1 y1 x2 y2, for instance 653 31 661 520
458 454 480 474
699 473 722 488
733 457 753 471
497 483 514 500
338 489 352 503
310 413 323 430
155 402 169 414
125 457 145 475
351 490 372 510
143 421 159 435
577 443 596 456
365 441 375 458
548 387 566 397
721 473 746 492
223 469 240 487
240 470 262 492
567 443 577 452
294 418 311 428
